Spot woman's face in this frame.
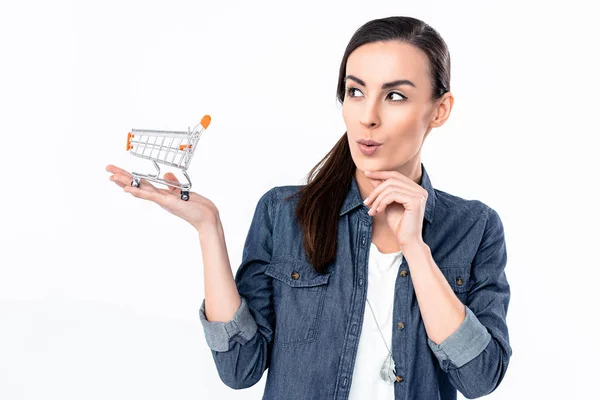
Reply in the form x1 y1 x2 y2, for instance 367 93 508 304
342 40 448 176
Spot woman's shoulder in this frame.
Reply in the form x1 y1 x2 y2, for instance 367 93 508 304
433 187 501 224
252 184 305 221
271 184 305 197
267 184 306 207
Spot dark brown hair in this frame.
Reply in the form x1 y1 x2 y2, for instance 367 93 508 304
284 16 451 274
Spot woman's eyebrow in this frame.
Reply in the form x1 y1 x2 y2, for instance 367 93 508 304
344 75 417 89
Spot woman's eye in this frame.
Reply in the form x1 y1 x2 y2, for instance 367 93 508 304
388 92 406 102
346 87 406 102
346 87 362 98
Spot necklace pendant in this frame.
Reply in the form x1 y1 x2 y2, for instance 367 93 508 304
380 352 397 384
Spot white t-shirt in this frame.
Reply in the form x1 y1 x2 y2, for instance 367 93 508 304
348 242 404 400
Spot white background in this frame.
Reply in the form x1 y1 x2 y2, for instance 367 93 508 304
1 0 599 399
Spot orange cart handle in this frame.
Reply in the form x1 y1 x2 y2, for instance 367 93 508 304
126 132 134 151
201 115 211 129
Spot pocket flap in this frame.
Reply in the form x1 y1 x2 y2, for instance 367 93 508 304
265 258 330 288
439 266 473 293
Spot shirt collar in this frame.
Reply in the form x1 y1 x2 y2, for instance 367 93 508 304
339 162 436 225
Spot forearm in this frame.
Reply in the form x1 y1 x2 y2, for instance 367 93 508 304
197 218 266 389
399 208 512 397
402 241 466 345
198 217 241 323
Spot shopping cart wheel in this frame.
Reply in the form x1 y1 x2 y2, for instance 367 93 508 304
181 191 190 201
131 177 140 188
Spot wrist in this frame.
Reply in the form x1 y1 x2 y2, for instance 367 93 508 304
401 239 429 257
196 213 222 238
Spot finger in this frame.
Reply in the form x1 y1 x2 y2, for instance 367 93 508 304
123 184 164 203
367 178 383 190
377 190 425 215
369 189 411 215
132 177 158 190
363 180 379 204
365 170 414 186
106 164 132 178
109 171 136 188
109 174 126 188
365 177 422 205
163 172 180 191
364 178 387 205
109 171 132 188
111 172 156 191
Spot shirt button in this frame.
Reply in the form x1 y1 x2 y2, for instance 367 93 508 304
361 236 366 246
358 278 363 286
397 322 404 330
456 277 463 286
291 271 300 280
400 270 408 277
395 375 404 383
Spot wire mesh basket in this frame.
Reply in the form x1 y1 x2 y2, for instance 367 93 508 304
126 115 211 200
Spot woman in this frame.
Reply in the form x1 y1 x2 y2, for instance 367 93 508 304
106 16 511 400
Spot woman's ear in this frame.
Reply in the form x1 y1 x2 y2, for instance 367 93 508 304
429 92 454 128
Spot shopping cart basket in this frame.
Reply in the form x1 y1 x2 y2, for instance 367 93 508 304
126 114 211 201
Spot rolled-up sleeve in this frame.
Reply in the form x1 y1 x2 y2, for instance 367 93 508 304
427 304 492 368
198 188 277 390
428 207 512 399
199 296 258 352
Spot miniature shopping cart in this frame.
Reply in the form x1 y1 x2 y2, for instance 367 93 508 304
125 115 211 201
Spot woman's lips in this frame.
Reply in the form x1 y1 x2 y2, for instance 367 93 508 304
358 143 381 156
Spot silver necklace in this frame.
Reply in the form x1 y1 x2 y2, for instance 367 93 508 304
365 297 397 384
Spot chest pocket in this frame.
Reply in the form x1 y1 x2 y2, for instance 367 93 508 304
264 258 331 347
438 266 474 304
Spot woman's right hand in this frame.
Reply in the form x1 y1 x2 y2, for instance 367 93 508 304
105 164 220 232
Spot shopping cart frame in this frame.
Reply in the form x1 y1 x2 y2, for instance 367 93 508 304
126 115 211 201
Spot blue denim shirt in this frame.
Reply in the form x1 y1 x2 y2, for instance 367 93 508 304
199 163 512 400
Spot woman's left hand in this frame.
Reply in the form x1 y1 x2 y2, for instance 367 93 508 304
363 170 428 249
